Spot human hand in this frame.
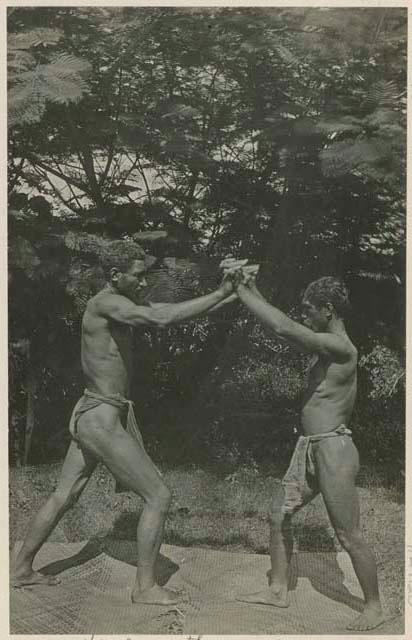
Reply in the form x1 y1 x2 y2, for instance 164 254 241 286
219 269 238 296
219 257 248 294
239 264 260 289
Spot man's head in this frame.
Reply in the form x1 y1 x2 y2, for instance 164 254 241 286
301 276 350 331
101 240 150 302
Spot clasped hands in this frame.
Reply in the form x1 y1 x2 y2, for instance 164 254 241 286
219 257 260 296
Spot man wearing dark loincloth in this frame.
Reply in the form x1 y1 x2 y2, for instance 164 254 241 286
12 241 239 606
233 272 384 632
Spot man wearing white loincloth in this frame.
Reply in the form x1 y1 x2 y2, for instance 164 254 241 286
11 242 242 606
232 270 384 632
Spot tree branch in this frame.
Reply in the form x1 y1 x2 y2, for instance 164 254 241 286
135 154 153 204
26 153 90 194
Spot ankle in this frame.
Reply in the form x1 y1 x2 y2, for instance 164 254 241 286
135 577 156 592
269 582 287 593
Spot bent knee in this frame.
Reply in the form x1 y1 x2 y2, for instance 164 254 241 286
146 484 172 512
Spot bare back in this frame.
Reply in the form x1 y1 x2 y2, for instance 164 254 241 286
81 290 135 397
301 337 357 435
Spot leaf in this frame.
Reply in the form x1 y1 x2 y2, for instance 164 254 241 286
7 50 36 75
363 80 401 111
294 117 363 137
8 83 46 126
8 28 63 51
320 139 388 177
133 231 168 242
161 104 202 120
274 43 300 66
8 54 92 126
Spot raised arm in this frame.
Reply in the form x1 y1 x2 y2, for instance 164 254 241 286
149 292 238 315
237 284 351 360
95 281 234 328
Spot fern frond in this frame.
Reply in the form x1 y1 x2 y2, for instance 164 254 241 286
8 54 92 126
47 53 92 78
8 28 63 51
40 73 89 104
7 50 35 77
364 80 400 111
8 82 46 126
274 43 300 66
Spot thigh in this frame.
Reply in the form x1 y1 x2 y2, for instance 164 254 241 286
55 440 97 497
77 405 166 501
314 436 360 532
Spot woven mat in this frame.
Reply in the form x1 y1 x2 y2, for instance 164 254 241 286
10 540 403 635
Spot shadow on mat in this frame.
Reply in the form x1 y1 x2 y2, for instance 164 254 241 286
37 537 105 577
103 538 179 586
288 547 363 612
37 518 179 587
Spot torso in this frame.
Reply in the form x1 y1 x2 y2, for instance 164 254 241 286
81 290 134 397
301 338 357 435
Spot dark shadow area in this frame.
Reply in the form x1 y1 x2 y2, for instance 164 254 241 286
38 512 179 587
38 537 104 576
288 551 364 612
294 524 336 553
103 538 179 586
165 528 255 551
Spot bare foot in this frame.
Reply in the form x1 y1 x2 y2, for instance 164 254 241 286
236 587 290 608
347 605 385 631
132 584 179 606
11 570 61 589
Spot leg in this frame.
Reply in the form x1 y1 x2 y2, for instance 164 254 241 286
77 406 177 606
315 437 384 631
12 440 97 587
237 482 315 607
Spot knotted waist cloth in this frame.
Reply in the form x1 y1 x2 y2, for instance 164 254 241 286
69 389 147 491
281 424 352 514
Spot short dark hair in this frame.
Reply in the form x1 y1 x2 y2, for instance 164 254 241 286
303 277 350 318
100 240 146 276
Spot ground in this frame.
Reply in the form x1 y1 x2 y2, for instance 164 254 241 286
9 461 404 620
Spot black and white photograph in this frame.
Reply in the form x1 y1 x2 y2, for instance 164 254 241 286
6 2 408 637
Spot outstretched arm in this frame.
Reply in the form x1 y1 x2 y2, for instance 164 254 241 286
149 292 238 315
242 280 265 301
208 291 239 313
237 284 351 360
95 279 235 328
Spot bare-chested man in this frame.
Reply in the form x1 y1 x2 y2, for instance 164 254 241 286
12 241 240 606
233 273 384 632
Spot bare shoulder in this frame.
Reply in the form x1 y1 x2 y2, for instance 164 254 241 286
317 332 357 363
86 289 155 327
84 290 112 317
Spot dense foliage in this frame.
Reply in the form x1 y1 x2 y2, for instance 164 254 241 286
8 7 405 469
